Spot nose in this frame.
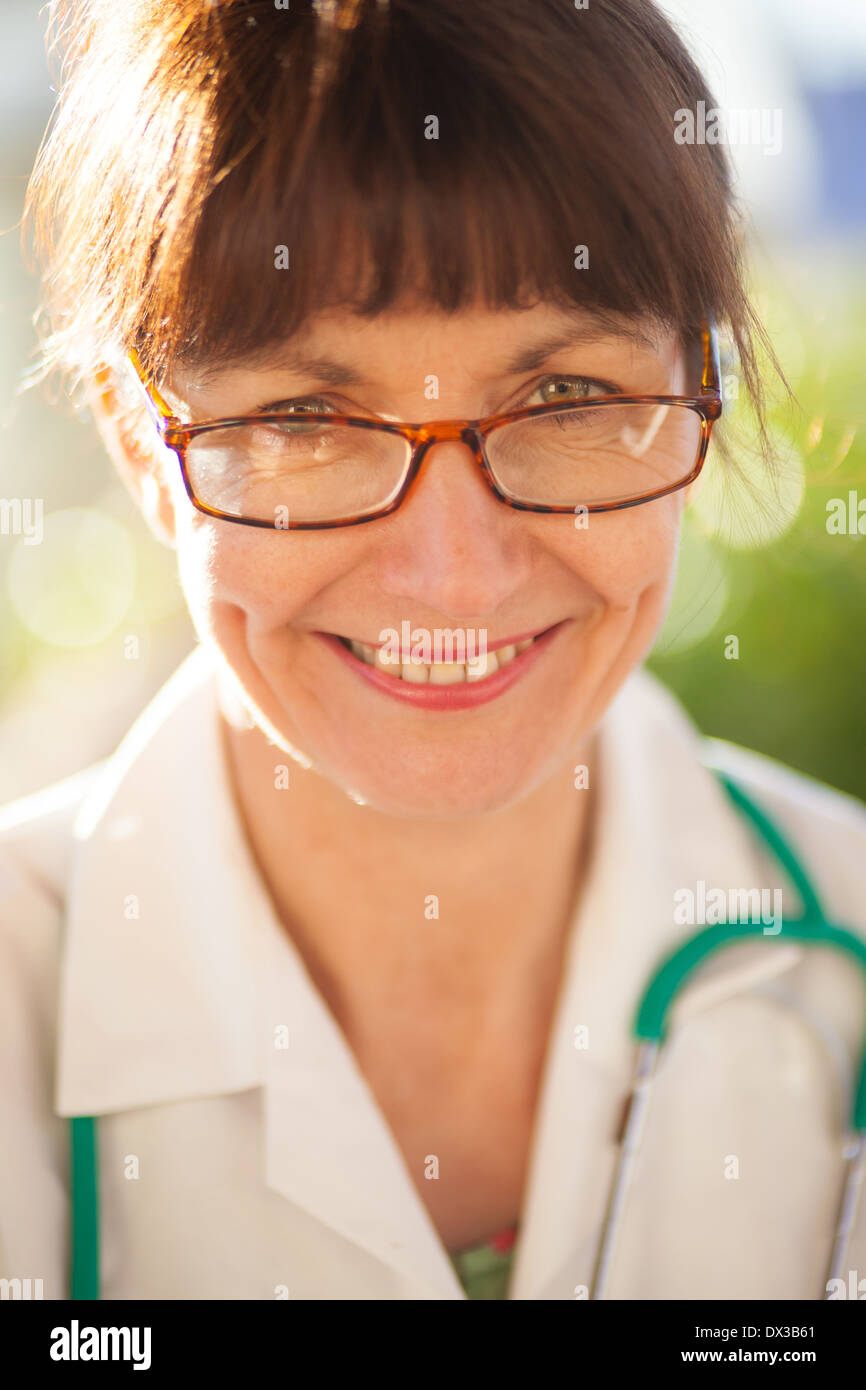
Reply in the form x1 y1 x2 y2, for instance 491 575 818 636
372 435 533 620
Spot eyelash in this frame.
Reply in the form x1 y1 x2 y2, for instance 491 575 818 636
260 374 621 417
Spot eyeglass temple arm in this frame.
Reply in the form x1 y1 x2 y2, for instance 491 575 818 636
125 347 179 432
701 319 722 396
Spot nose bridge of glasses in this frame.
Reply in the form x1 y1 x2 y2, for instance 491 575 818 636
412 419 479 447
409 421 486 476
402 422 497 507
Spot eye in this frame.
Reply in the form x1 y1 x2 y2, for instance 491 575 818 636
524 375 620 407
252 396 339 434
254 396 337 414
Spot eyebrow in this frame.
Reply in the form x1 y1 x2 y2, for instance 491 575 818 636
189 309 659 402
502 318 657 374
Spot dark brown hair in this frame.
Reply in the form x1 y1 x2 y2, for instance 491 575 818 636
23 0 773 423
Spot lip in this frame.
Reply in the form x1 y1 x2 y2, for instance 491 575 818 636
314 622 567 711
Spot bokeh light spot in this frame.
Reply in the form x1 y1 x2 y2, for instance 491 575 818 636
7 508 136 647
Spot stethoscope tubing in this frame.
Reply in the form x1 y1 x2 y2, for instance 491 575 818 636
590 761 866 1299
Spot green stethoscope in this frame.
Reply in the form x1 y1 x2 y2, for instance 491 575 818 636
67 758 866 1301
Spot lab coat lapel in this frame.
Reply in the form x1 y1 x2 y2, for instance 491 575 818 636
56 646 265 1116
259 919 466 1298
508 670 804 1299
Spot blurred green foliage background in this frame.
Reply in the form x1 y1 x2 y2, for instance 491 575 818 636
648 246 866 803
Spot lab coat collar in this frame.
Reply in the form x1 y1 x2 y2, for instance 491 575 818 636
55 643 804 1299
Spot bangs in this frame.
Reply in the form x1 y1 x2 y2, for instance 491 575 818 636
25 0 763 399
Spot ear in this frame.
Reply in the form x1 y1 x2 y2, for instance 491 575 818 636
85 364 178 549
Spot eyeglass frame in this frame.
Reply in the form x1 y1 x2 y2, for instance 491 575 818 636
124 319 723 531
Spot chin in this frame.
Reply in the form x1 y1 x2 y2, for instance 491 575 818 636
221 646 579 819
311 743 564 820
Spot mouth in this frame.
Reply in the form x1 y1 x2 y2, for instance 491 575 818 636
335 633 536 685
314 623 566 711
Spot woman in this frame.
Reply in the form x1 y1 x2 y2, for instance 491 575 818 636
2 0 865 1302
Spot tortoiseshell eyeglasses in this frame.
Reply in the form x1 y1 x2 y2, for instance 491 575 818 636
124 322 722 531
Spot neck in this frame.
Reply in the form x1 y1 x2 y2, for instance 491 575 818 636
219 705 598 1045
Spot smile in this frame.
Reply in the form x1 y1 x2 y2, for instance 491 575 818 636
314 623 565 711
337 634 535 684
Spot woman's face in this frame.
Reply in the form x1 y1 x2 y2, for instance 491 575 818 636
145 300 690 818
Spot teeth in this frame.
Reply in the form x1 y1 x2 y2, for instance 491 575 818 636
341 635 537 683
428 662 465 686
400 661 429 684
374 646 400 674
466 651 500 683
350 640 375 666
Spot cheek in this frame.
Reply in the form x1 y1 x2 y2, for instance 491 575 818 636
173 518 333 644
541 500 683 612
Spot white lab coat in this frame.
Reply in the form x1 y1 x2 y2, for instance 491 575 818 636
1 643 865 1300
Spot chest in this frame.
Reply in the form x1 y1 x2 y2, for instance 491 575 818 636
355 1032 548 1254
